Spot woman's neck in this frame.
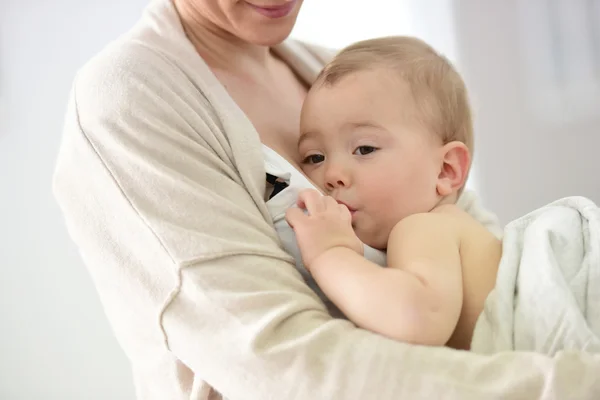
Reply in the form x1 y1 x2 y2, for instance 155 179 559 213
174 0 276 74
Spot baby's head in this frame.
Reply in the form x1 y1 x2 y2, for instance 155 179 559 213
299 36 473 250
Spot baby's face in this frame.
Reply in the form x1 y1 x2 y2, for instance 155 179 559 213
299 69 445 250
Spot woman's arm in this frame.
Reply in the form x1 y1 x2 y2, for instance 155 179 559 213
54 42 600 400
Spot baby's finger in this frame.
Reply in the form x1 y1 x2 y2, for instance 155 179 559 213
285 207 306 228
297 188 325 214
323 195 339 210
295 188 314 209
338 204 352 221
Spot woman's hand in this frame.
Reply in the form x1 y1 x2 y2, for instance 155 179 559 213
285 189 364 270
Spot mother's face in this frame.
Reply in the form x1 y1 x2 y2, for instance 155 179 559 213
178 0 303 46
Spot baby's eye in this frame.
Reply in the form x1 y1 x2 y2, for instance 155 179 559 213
301 154 325 164
353 146 378 156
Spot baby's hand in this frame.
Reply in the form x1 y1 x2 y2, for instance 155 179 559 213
285 189 363 269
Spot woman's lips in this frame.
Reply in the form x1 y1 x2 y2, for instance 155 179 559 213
245 1 297 18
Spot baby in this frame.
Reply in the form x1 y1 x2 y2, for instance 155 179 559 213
286 36 502 350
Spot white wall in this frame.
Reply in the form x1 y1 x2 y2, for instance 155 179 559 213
451 0 600 224
2 0 598 399
0 1 147 399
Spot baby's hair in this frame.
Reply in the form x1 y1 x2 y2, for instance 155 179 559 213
315 36 474 157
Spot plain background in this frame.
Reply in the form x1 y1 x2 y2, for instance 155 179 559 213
1 0 599 398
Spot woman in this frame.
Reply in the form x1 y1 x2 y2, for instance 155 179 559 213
53 0 599 399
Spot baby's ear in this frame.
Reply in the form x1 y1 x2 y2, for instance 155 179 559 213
436 141 471 197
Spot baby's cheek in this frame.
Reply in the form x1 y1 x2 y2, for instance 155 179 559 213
369 191 406 230
302 169 322 189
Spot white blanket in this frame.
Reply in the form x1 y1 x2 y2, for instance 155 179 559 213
471 196 600 356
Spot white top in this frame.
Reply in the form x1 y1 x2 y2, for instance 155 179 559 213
52 0 600 398
262 145 387 316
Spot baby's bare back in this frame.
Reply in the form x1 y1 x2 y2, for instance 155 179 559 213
433 205 503 350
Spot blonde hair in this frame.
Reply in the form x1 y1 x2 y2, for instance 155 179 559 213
315 36 474 156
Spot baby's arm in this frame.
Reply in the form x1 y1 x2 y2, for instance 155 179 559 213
310 212 463 346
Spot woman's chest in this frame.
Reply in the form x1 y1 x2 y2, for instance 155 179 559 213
219 74 307 167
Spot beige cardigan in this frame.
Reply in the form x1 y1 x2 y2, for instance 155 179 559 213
53 0 600 399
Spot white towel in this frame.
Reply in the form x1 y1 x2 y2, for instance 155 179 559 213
471 196 600 355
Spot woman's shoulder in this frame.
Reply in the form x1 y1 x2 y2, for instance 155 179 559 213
76 40 167 94
71 34 219 140
72 1 209 117
69 40 204 150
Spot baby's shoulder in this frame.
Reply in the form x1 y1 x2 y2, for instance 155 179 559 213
392 207 464 239
431 203 467 216
431 203 478 225
392 204 487 242
432 204 499 245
